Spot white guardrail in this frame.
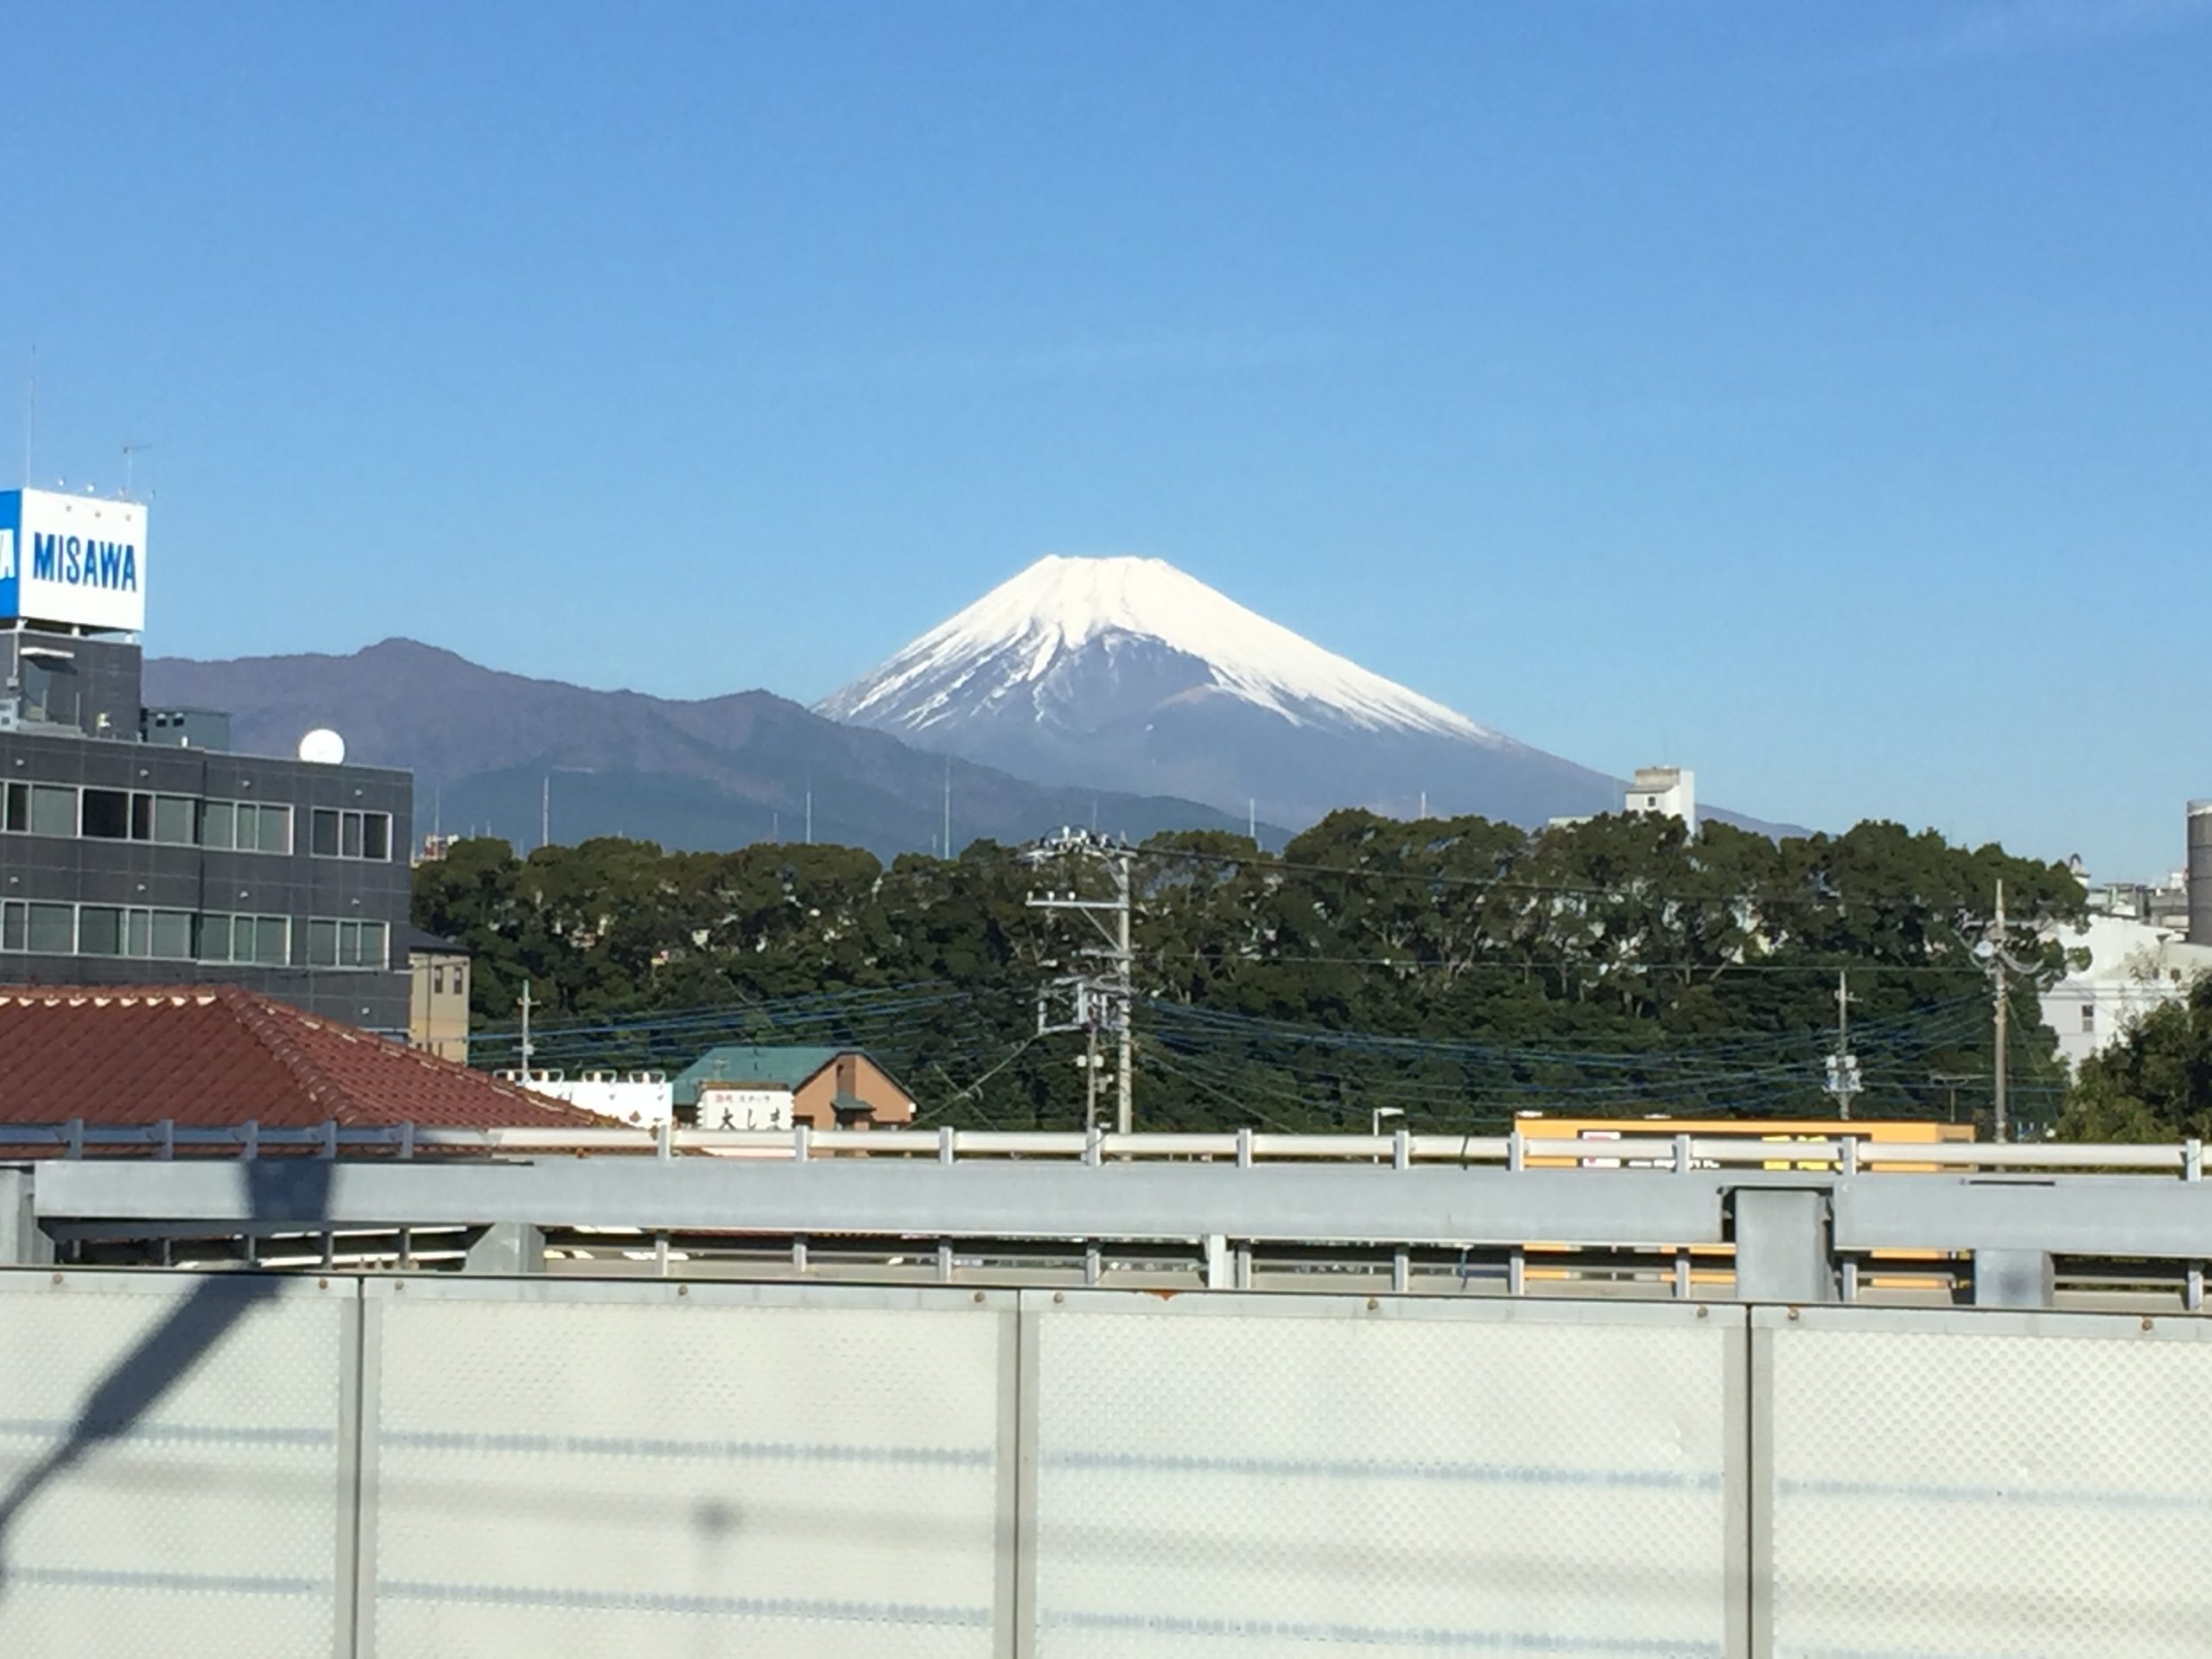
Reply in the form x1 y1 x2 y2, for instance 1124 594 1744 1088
2 1119 2204 1173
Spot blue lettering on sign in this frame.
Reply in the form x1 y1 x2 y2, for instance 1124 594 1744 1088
29 532 137 593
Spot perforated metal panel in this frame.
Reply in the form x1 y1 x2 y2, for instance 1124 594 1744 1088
0 1269 353 1658
1028 1293 1742 1657
1760 1306 2212 1657
360 1280 1012 1659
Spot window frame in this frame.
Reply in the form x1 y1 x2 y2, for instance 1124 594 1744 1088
27 784 78 838
311 807 394 862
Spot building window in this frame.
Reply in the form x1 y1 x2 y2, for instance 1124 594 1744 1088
308 918 388 969
432 963 446 994
200 913 290 967
312 808 393 861
2082 1005 2095 1033
77 906 124 955
130 792 197 844
200 800 290 854
0 903 253 961
239 803 290 854
3 785 239 849
28 785 76 838
149 910 193 960
25 902 74 954
80 788 131 840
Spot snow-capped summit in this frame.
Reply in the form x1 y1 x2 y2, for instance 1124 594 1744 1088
819 554 1630 832
819 554 1496 742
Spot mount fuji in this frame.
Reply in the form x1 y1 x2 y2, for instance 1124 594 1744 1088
819 556 1639 832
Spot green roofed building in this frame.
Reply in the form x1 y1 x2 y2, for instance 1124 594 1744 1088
672 1046 916 1131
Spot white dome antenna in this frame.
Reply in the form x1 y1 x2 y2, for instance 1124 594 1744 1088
298 728 346 765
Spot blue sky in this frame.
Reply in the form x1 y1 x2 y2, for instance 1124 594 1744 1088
4 1 2207 877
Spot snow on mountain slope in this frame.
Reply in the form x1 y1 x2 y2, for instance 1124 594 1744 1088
817 555 1501 742
815 553 1678 832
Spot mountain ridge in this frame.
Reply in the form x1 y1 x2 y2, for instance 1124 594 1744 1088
141 639 1266 858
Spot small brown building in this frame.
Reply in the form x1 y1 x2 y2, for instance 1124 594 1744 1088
405 927 472 1064
672 1046 915 1132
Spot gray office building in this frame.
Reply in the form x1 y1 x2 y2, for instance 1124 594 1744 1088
0 488 412 1031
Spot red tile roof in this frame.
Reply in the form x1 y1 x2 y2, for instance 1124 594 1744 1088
0 986 607 1131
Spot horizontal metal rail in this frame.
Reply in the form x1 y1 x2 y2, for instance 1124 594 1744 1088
10 1140 2212 1312
3 1120 2202 1177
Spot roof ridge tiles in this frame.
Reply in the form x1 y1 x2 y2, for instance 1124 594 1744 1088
223 987 380 1124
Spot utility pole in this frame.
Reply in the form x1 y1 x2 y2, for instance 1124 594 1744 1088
1084 1024 1101 1133
1978 879 2031 1144
804 788 812 845
518 981 535 1082
541 774 550 851
1114 846 1132 1137
1991 882 2009 1143
1823 968 1861 1120
1027 829 1136 1135
943 757 952 861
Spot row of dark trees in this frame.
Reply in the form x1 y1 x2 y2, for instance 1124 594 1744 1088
414 810 2087 1135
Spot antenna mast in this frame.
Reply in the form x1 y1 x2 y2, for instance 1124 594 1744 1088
121 440 152 500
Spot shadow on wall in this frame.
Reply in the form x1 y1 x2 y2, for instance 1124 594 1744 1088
0 1156 337 1602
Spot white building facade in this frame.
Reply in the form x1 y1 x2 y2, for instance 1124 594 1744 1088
499 1071 677 1128
2039 914 2212 1072
1624 766 1696 836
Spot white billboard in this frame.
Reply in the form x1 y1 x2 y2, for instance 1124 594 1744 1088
695 1084 794 1130
0 489 148 632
